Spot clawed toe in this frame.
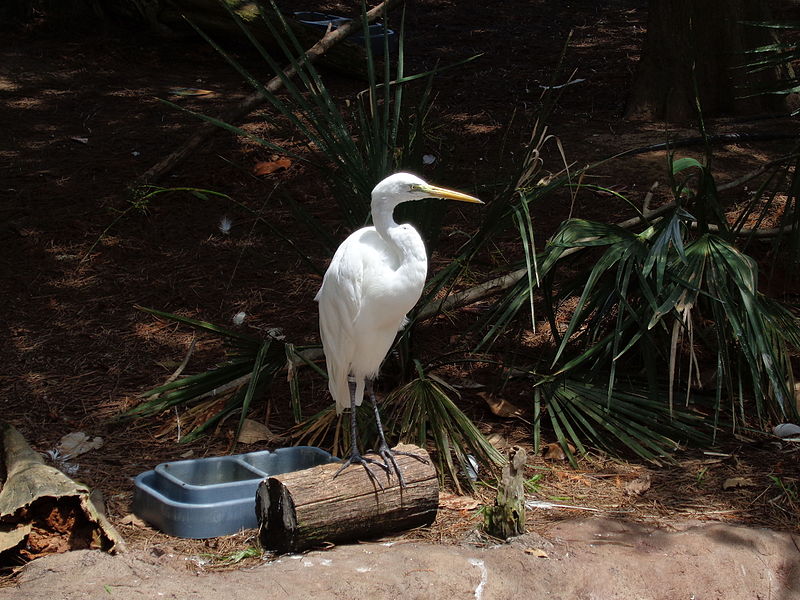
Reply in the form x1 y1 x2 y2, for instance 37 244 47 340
333 453 390 489
390 449 429 464
374 445 427 488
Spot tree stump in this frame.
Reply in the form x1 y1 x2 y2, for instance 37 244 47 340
483 446 527 539
257 444 438 553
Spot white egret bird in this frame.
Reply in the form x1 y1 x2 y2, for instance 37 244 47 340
316 172 483 487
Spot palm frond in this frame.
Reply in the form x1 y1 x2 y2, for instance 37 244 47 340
383 365 505 492
120 307 291 443
537 377 712 467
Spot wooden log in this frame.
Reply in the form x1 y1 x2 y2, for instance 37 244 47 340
0 423 125 563
257 443 438 553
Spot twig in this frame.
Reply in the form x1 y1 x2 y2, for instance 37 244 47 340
163 334 197 385
134 0 401 186
716 153 800 192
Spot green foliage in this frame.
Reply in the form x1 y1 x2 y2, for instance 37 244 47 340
483 151 800 462
83 186 230 263
197 546 261 565
382 363 505 492
534 378 711 467
739 20 800 101
121 306 296 443
736 20 800 261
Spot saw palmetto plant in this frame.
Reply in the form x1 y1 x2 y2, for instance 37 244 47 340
480 152 800 463
120 307 306 443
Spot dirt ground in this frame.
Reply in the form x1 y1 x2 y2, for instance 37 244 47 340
4 519 800 600
2 0 800 597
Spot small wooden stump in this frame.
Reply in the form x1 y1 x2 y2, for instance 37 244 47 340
483 446 527 539
257 443 438 553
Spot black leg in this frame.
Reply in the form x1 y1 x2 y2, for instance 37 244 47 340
367 379 429 489
333 378 389 488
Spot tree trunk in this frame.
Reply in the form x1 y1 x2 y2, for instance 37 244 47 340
626 0 786 122
257 444 439 553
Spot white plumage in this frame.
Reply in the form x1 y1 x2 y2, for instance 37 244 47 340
315 172 482 485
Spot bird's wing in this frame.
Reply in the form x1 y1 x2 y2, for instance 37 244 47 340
316 232 367 413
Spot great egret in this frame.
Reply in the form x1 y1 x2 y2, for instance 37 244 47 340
316 172 483 487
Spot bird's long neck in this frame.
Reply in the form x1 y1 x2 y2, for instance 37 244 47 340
372 197 426 264
372 196 398 241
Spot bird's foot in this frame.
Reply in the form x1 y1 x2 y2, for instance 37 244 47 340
333 452 390 489
375 445 429 488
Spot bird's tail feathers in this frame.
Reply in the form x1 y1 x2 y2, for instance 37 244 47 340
353 378 365 409
331 372 351 414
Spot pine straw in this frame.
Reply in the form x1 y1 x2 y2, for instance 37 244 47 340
91 422 800 569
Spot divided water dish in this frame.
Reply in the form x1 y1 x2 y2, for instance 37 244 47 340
133 446 338 539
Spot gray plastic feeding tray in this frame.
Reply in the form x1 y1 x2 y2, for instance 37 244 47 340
133 446 338 539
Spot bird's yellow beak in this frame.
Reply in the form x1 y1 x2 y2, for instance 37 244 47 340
414 183 484 204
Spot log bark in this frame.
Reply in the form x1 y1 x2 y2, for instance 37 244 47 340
0 423 124 565
257 443 438 553
483 446 526 539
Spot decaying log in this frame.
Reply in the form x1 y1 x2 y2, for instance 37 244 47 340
483 446 526 539
257 443 438 553
0 423 124 566
135 0 400 187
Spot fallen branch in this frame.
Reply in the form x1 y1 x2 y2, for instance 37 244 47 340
417 195 796 320
134 0 401 187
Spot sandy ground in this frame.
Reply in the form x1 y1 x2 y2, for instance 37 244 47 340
3 518 799 599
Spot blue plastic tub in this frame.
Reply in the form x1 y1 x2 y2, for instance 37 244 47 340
133 446 338 538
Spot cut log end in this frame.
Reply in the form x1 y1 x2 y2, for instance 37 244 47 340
257 444 438 553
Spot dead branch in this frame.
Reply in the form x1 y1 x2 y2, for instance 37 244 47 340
134 0 401 187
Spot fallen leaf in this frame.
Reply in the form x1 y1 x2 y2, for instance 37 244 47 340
120 513 147 528
439 492 480 511
624 473 652 496
478 392 525 418
168 87 215 96
542 442 575 461
524 548 549 558
486 432 510 450
722 477 755 490
253 157 292 176
57 432 103 457
70 136 89 144
237 418 282 445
